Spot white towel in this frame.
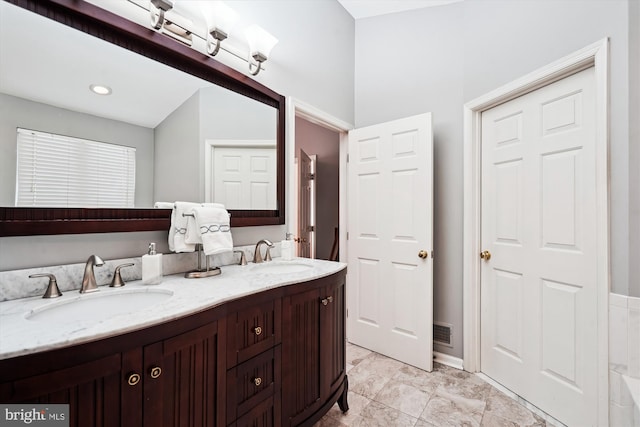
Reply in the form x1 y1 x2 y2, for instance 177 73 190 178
154 202 174 209
192 205 233 256
185 203 225 245
171 202 200 253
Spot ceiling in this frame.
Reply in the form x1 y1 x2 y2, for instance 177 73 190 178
337 0 463 19
0 1 209 129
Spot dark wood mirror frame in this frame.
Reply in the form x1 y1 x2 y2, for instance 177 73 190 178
0 0 285 237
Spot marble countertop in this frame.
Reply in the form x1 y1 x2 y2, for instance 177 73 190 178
0 258 346 361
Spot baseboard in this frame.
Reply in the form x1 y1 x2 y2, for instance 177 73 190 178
433 351 464 370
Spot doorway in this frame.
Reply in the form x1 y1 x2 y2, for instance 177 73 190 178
287 99 352 264
295 118 340 260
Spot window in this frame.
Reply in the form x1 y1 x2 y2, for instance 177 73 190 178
15 128 136 207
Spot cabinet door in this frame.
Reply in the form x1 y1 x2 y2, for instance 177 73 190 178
4 353 129 427
320 280 346 399
143 322 222 427
281 287 322 426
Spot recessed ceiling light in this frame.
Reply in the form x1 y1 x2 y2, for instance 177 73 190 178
89 84 112 95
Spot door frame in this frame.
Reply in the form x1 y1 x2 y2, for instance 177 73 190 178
286 97 353 264
462 39 610 425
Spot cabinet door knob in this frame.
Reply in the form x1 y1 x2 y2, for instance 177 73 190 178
149 366 162 379
253 326 263 336
321 298 328 306
127 373 141 386
253 377 262 386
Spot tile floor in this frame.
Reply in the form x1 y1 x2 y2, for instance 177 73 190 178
315 342 546 427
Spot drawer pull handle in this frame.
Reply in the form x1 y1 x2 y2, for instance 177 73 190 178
321 296 334 306
253 326 263 336
253 377 262 386
127 373 140 386
149 366 162 379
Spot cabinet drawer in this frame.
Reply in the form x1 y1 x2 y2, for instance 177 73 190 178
226 346 281 424
230 394 281 427
227 299 281 366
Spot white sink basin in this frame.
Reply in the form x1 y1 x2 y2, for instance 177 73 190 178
26 288 173 324
250 261 313 274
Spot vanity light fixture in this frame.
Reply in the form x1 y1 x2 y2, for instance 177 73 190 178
245 25 278 76
202 1 238 57
150 0 174 30
89 84 112 96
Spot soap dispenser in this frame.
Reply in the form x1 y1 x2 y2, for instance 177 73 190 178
281 234 293 261
142 242 163 285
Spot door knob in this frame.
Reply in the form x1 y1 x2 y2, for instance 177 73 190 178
480 250 491 261
418 250 429 259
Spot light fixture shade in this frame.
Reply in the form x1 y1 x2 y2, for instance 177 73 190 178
245 25 278 60
202 1 238 37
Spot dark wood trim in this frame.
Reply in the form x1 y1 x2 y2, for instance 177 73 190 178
0 0 285 237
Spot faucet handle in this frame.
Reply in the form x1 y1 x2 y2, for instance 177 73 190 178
234 250 247 266
110 263 135 288
29 273 62 298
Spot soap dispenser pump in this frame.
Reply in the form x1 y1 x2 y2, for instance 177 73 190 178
142 242 163 285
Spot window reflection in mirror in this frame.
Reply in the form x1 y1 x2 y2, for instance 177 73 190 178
0 1 278 210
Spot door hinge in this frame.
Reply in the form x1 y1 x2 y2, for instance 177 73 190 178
308 173 315 180
346 232 349 240
307 225 315 232
347 309 349 318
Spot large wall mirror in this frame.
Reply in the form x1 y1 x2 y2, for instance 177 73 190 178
0 0 285 236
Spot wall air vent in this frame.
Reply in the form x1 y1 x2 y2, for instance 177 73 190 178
433 322 453 347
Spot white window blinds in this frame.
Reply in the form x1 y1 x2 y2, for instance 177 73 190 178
15 128 136 208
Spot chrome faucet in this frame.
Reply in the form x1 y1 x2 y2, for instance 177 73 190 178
81 255 104 293
253 239 274 264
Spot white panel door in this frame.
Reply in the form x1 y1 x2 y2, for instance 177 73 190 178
211 146 276 209
480 67 597 426
347 113 433 371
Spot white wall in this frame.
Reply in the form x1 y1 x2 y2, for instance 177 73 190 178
355 0 633 357
154 91 201 205
629 0 640 298
0 1 354 271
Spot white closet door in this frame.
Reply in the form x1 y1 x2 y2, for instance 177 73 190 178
480 67 598 426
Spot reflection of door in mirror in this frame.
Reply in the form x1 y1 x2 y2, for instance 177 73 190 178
204 140 276 209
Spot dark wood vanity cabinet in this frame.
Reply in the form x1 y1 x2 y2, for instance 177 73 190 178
282 273 348 426
0 353 126 427
0 319 223 427
0 269 347 427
